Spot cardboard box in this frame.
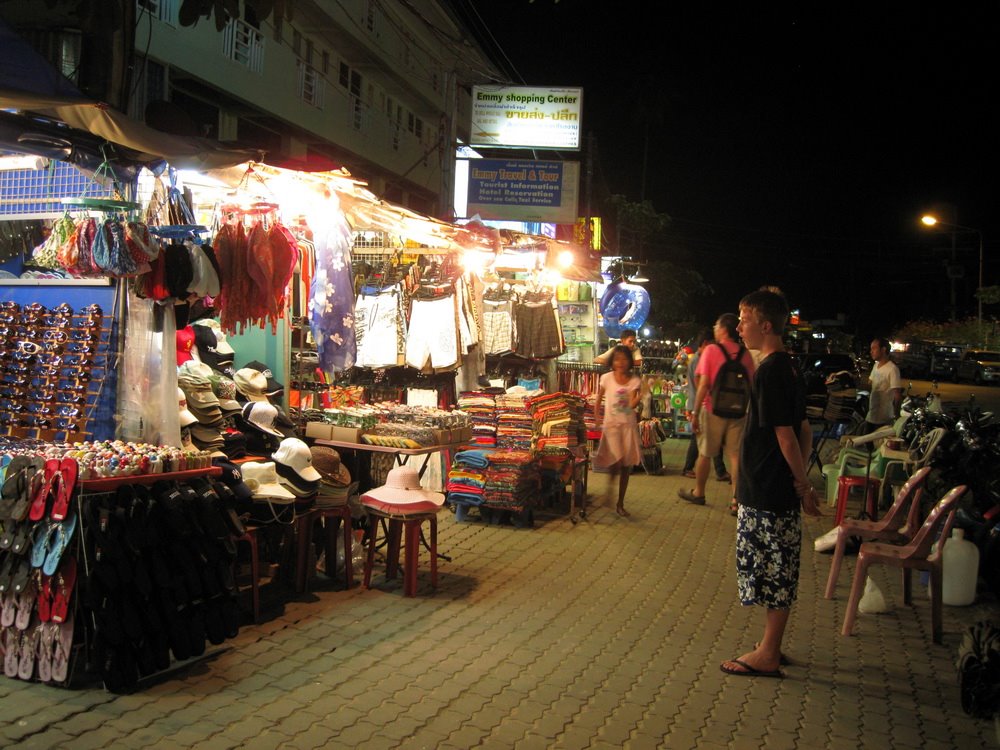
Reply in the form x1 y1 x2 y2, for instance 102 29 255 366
459 426 473 442
330 426 363 443
433 428 451 445
305 422 334 440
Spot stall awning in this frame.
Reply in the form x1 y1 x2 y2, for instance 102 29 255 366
1 89 255 171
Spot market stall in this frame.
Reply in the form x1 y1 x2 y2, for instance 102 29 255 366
2 142 607 692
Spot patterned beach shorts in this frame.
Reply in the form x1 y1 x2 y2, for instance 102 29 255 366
735 505 801 609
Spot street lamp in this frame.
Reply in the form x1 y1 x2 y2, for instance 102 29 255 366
920 214 985 340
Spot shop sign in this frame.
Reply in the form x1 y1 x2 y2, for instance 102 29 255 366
463 159 579 224
471 86 583 150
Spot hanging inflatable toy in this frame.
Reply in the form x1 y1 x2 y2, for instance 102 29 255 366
600 281 651 338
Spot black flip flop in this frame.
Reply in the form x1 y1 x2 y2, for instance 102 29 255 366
0 456 31 518
720 658 785 678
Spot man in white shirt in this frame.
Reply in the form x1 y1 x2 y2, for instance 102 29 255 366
595 329 643 367
865 337 902 433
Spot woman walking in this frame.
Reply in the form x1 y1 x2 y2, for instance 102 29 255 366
594 345 643 516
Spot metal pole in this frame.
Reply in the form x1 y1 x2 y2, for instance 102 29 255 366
979 231 984 344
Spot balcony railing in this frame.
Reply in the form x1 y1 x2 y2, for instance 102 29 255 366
223 19 264 73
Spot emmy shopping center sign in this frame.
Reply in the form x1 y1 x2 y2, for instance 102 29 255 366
471 86 583 150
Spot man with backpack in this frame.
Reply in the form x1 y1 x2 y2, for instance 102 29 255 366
678 313 755 510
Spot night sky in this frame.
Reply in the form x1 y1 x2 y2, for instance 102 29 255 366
454 2 997 334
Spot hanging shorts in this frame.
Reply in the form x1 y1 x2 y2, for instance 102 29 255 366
514 301 562 358
355 290 404 368
405 295 459 370
483 299 514 355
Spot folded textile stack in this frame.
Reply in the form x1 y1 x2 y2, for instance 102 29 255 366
446 449 490 506
528 392 587 452
481 450 539 512
495 387 540 450
457 390 499 448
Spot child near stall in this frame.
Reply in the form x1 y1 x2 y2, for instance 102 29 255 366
594 345 644 516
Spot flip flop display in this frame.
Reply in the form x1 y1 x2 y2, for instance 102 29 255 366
0 452 242 690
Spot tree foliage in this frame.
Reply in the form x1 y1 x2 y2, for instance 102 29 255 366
892 317 999 347
603 194 709 326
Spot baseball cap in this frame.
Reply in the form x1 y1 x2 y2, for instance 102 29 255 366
208 373 242 413
178 387 198 427
193 324 231 374
213 460 253 501
241 401 284 437
243 360 283 396
176 326 196 366
272 437 322 486
234 368 269 402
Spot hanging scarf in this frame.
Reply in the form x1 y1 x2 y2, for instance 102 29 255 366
309 205 356 375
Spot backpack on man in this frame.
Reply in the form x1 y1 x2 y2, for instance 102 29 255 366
710 343 751 419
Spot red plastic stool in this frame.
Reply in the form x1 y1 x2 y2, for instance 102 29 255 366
234 525 261 623
362 499 443 597
294 504 355 592
835 476 882 526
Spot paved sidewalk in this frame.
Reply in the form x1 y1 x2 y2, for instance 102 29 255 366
1 438 997 749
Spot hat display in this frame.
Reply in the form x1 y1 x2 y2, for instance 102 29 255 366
239 461 297 502
178 387 198 427
243 360 283 396
179 372 223 425
271 437 322 495
310 446 351 487
363 465 444 507
234 368 269 402
176 326 197 366
241 401 284 437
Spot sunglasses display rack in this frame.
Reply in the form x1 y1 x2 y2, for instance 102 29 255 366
0 303 111 443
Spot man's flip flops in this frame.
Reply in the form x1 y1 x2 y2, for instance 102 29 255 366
720 658 784 679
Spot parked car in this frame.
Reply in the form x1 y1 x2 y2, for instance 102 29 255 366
928 344 965 381
893 340 935 378
956 350 1000 384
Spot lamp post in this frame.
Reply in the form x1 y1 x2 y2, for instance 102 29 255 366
921 215 984 342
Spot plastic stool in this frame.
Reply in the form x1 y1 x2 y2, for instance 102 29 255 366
362 500 443 597
234 525 261 623
294 504 354 592
835 476 882 527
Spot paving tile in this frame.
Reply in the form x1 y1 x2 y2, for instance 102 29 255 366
1 461 997 750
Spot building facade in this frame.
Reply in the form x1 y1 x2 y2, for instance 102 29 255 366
1 0 504 217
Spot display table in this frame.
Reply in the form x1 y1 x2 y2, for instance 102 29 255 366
312 439 467 478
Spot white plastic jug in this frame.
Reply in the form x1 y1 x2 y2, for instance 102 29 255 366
940 528 980 606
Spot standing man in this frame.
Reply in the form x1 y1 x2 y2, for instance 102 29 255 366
678 313 753 507
865 337 902 434
721 288 821 678
680 328 729 482
595 329 643 367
